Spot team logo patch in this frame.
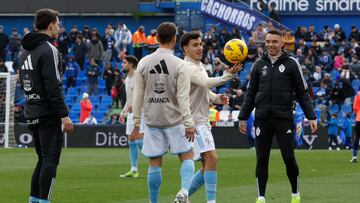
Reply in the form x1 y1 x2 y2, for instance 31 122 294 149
151 79 166 94
256 127 261 136
22 74 33 92
279 64 285 73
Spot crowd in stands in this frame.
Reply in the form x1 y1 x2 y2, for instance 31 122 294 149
2 19 359 128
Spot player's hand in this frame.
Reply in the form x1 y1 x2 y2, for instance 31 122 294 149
128 106 133 113
219 95 229 105
228 63 243 74
61 116 73 134
119 114 125 125
309 120 317 134
185 127 195 142
238 120 247 135
131 126 140 139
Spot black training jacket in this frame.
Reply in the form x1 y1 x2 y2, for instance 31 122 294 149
19 32 68 120
238 51 316 121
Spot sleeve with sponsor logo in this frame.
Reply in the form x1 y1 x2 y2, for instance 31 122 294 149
40 45 68 118
177 62 194 128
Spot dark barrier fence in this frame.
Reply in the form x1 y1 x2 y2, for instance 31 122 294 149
14 124 344 149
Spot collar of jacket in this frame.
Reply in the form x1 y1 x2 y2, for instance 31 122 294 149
262 50 290 64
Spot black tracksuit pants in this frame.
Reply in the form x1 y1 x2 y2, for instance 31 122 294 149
28 116 63 200
254 119 299 197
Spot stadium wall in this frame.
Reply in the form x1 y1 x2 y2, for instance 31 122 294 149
13 124 347 149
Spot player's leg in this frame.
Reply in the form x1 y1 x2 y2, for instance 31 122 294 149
254 119 274 202
38 118 64 202
274 119 300 202
142 125 168 203
352 122 360 162
120 113 140 177
188 161 205 197
29 125 42 203
167 124 194 203
148 157 163 203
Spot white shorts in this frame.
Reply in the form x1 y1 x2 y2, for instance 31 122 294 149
126 113 146 135
142 124 193 158
193 124 215 161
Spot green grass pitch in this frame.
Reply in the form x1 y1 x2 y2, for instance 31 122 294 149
1 148 359 203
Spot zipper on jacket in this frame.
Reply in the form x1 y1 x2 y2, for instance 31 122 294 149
269 62 274 115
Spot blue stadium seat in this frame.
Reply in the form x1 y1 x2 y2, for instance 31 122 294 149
329 104 339 114
71 104 81 113
101 96 113 107
341 103 352 114
67 87 78 98
69 112 79 122
93 111 104 122
330 70 339 80
97 105 109 113
352 79 360 91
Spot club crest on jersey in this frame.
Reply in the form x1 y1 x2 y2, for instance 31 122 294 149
279 64 285 73
256 127 261 136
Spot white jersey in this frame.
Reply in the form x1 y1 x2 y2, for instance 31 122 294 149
121 72 135 115
184 56 235 125
133 48 194 128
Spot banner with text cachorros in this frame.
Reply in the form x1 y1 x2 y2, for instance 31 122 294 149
200 0 287 35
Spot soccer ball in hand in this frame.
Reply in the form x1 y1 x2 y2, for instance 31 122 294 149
223 39 248 64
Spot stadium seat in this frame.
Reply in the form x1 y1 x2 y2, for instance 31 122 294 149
97 105 109 114
329 104 339 114
69 112 79 121
93 111 104 122
101 96 113 107
71 104 81 113
67 87 78 98
341 103 352 114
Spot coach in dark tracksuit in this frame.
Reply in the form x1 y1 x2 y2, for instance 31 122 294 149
238 30 317 203
19 9 73 203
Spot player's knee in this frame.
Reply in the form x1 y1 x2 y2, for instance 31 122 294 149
283 157 297 167
203 151 217 167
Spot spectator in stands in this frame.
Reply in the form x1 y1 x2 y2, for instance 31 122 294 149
0 25 9 61
230 27 243 41
69 25 80 44
87 58 100 96
203 57 213 76
334 24 346 43
0 58 8 72
330 82 344 106
80 92 93 123
107 113 120 125
309 40 321 56
349 26 360 42
206 46 216 65
320 25 332 41
294 26 306 40
102 28 115 64
212 58 224 78
246 37 258 63
304 25 318 42
340 77 355 102
337 40 350 57
257 0 268 15
334 52 346 71
232 89 244 110
327 113 340 150
82 25 90 41
318 50 333 72
8 28 21 62
230 77 241 93
103 63 115 96
350 55 360 78
218 28 229 47
304 49 316 72
295 48 305 64
295 38 308 55
349 38 360 58
283 30 295 53
313 66 323 87
321 73 333 90
88 33 104 64
114 23 132 56
146 29 158 54
57 26 71 57
83 112 98 125
132 25 147 60
252 24 266 47
23 27 30 36
65 55 79 88
204 26 217 47
268 3 280 22
113 69 126 108
73 35 87 70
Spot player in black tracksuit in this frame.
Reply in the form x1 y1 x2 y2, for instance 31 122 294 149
238 30 317 202
18 9 73 203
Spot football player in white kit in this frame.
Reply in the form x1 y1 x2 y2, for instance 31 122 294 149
180 31 242 203
131 22 196 203
119 55 146 178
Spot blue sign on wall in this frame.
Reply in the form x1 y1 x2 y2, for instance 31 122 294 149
249 0 360 16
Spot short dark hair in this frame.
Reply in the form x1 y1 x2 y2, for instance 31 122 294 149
157 22 177 44
266 29 283 37
125 55 138 69
179 32 201 51
35 8 59 31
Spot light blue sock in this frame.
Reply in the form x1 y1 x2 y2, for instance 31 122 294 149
39 199 49 203
148 166 162 203
204 171 217 202
180 159 195 192
188 169 205 197
129 141 138 170
29 196 41 203
135 139 143 150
